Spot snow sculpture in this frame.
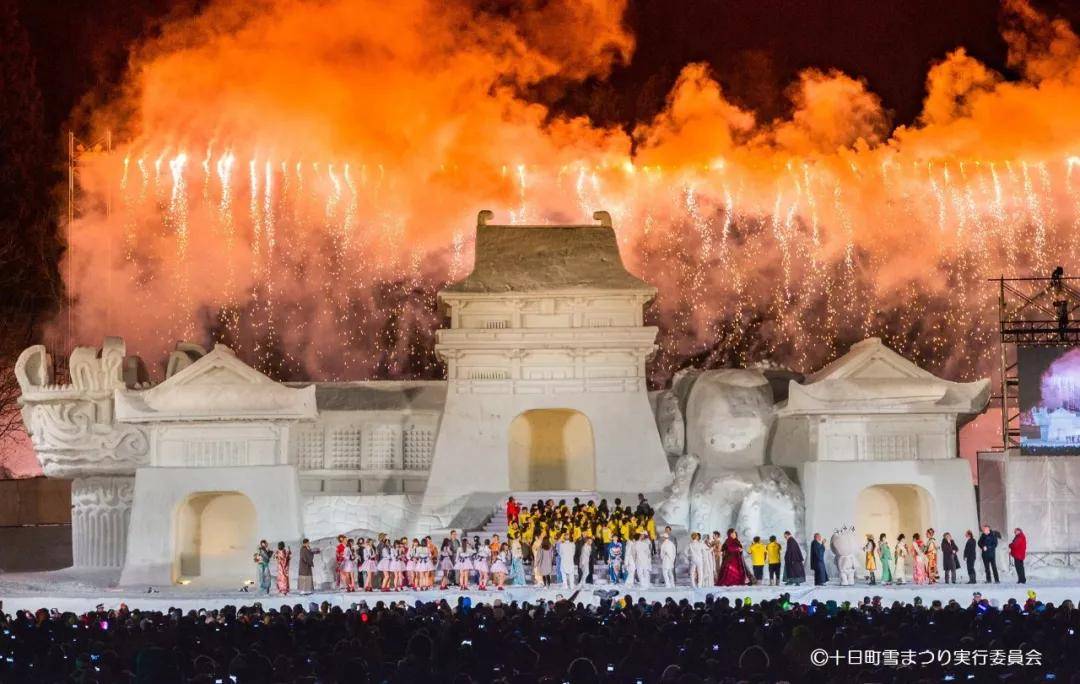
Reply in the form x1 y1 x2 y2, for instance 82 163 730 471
774 337 987 553
165 342 207 378
15 339 149 568
831 526 860 586
656 453 698 527
16 341 149 478
72 477 135 567
670 368 703 415
427 211 672 495
652 366 806 536
733 467 805 538
653 390 685 455
685 369 774 470
689 466 805 538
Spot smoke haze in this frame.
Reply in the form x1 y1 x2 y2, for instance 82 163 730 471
61 0 1080 386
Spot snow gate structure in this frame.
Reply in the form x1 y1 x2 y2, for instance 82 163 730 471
428 210 671 495
772 338 989 543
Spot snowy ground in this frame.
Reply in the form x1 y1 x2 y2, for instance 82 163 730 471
1 568 1077 614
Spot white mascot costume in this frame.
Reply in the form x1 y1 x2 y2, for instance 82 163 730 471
831 526 860 587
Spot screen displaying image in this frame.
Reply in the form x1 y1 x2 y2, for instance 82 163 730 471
1020 346 1080 454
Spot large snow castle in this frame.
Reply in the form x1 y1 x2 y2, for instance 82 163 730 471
15 211 988 587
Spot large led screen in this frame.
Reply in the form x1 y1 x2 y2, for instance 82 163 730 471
1020 346 1080 454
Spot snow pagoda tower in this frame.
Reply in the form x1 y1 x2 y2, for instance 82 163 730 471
426 211 672 495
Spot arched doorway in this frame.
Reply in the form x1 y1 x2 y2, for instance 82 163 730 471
174 491 256 586
856 484 933 540
509 409 595 491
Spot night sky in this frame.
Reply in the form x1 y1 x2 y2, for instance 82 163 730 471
16 0 1080 146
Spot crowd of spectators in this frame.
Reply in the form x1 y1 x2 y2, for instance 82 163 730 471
1 590 1075 683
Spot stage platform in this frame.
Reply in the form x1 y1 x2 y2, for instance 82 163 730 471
1 568 1076 614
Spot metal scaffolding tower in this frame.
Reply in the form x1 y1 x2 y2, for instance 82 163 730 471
995 268 1080 450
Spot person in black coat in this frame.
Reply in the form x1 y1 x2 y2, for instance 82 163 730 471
963 530 978 584
940 533 960 583
783 531 806 585
977 524 1000 583
808 533 827 586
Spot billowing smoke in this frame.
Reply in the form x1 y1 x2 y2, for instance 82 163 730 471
61 0 1080 386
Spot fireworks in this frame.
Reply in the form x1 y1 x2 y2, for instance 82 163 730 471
59 0 1080 386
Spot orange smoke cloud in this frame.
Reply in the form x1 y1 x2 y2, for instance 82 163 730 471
62 0 1080 384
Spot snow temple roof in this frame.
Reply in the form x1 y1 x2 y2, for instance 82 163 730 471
443 210 653 294
780 337 991 416
115 345 317 422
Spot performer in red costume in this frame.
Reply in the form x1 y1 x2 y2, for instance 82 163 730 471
717 528 748 586
334 534 348 589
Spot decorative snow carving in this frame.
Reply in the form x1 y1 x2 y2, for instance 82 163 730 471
656 453 698 527
687 466 804 539
71 477 135 568
653 390 685 455
69 337 127 394
26 403 149 477
165 341 208 378
303 494 471 541
15 345 53 390
783 337 990 417
16 340 149 478
733 467 805 539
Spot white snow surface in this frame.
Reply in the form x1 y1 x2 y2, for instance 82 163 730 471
3 567 1080 614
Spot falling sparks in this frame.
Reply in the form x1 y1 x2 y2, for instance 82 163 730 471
168 152 189 255
56 0 1080 387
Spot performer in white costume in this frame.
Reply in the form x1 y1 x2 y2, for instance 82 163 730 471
660 533 677 588
558 535 577 590
686 533 708 588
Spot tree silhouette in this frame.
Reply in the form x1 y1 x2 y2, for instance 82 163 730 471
0 0 63 468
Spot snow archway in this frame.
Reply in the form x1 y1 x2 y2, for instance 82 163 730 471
508 409 595 491
174 491 256 586
855 484 933 540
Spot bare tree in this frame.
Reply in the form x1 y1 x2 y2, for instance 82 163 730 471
0 0 64 477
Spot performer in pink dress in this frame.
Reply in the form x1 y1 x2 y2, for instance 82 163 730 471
359 538 376 591
912 533 929 585
717 529 748 586
275 541 292 595
341 539 358 592
391 540 407 591
405 539 419 589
